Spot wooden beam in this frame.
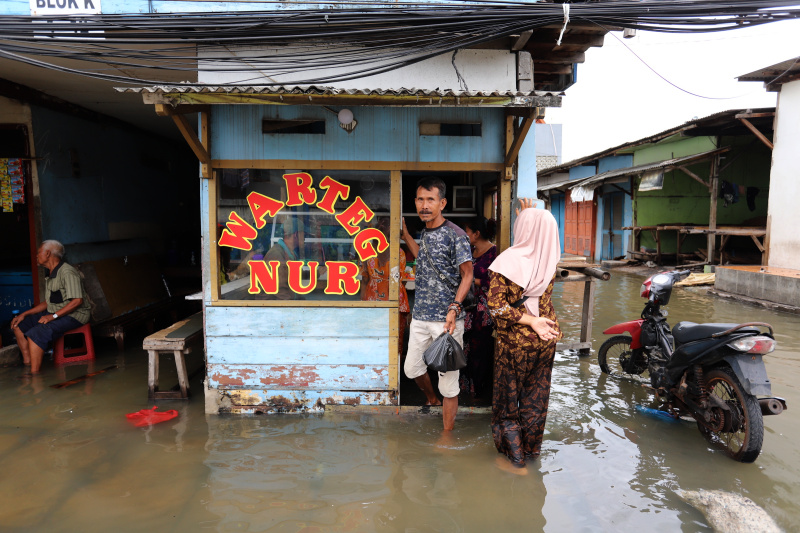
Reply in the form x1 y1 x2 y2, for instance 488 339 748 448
707 154 720 262
505 113 534 166
512 30 533 51
677 165 709 189
750 234 765 253
166 105 210 115
579 279 596 356
610 183 632 197
200 111 210 179
734 112 775 119
534 53 585 64
534 64 575 76
155 104 212 165
499 114 514 251
737 118 774 150
530 33 605 47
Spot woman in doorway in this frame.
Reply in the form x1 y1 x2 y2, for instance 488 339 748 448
487 199 561 471
462 216 498 401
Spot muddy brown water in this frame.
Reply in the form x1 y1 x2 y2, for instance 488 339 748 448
1 271 798 531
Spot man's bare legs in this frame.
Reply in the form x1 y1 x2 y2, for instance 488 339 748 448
26 342 45 374
442 396 458 431
11 328 44 374
414 373 441 406
12 327 31 366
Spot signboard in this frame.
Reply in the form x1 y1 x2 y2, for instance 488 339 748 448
219 172 389 297
30 0 101 16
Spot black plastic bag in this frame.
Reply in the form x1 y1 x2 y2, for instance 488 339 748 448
423 332 467 373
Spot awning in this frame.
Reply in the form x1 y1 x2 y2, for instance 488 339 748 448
537 176 574 192
567 147 730 191
115 85 563 108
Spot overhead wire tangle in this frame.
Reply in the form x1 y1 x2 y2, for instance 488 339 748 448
0 1 796 85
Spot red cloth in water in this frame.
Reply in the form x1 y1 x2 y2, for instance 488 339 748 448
126 406 178 427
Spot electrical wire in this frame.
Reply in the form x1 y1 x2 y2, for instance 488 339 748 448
0 1 796 86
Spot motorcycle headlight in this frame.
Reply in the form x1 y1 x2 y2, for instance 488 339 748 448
727 335 776 355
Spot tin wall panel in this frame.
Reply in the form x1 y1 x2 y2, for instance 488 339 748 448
207 363 390 390
206 337 389 365
211 105 504 163
206 306 389 337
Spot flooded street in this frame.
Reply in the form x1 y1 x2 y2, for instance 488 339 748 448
1 270 799 531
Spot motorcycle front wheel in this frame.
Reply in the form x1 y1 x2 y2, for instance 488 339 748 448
698 366 764 463
598 336 649 381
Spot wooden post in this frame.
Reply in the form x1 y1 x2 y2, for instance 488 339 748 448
707 154 720 263
579 279 596 356
630 176 638 256
389 170 401 394
200 111 210 179
499 114 515 251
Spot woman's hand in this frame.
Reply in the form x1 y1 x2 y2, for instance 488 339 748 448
515 197 535 216
530 317 559 341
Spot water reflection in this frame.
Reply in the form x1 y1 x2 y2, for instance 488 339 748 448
0 270 798 531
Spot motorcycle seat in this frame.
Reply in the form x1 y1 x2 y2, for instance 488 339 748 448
672 322 759 345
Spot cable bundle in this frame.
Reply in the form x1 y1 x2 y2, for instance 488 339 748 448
0 0 797 85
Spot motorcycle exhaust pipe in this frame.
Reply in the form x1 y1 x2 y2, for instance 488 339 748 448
759 398 786 416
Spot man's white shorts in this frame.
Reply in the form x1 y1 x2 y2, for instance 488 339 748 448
404 318 464 399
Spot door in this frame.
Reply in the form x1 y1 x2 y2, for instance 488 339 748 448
564 195 578 254
577 199 595 257
565 194 596 257
602 191 625 260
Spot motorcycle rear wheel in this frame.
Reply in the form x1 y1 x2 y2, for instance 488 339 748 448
598 336 649 381
698 366 764 463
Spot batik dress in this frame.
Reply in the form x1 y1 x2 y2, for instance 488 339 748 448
487 272 560 464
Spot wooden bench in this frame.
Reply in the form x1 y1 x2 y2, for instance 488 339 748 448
143 312 203 400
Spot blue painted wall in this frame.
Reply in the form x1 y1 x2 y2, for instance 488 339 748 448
598 155 633 173
569 165 597 181
211 105 505 163
550 193 566 253
31 105 198 263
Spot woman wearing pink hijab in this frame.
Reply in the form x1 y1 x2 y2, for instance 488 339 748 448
487 198 561 470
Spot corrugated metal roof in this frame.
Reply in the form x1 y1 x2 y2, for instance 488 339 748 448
538 107 774 177
738 57 800 83
116 85 560 97
537 176 573 192
553 147 729 191
115 85 562 107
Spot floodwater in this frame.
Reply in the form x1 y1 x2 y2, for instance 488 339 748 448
1 270 799 532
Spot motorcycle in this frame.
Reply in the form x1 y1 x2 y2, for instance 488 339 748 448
598 270 786 463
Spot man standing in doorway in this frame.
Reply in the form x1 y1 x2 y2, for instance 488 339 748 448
401 177 474 431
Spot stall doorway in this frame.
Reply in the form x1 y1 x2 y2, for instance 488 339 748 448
398 171 499 407
0 125 36 345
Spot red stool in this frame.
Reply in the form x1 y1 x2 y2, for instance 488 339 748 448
54 323 96 365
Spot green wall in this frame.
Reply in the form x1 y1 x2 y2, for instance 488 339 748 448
633 135 771 256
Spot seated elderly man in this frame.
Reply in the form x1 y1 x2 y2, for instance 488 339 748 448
10 240 91 375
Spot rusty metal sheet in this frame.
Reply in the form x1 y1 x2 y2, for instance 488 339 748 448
208 364 389 390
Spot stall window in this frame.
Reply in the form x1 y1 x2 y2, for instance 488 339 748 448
215 169 392 303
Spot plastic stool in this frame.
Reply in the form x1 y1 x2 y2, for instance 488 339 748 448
54 323 96 365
